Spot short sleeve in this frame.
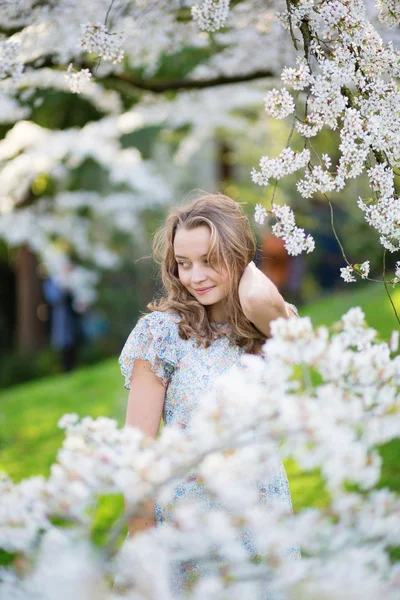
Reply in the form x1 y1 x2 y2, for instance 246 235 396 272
285 302 299 317
118 311 178 389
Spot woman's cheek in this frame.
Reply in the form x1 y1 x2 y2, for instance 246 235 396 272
180 274 191 289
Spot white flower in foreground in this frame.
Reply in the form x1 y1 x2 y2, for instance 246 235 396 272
28 529 108 600
321 154 331 169
1 305 400 598
393 261 400 285
0 474 49 553
367 164 395 201
263 88 295 119
297 164 336 198
357 195 400 252
0 41 23 82
341 306 366 331
65 64 92 94
192 0 231 32
377 0 400 27
58 413 79 430
358 260 370 279
340 265 356 283
389 330 399 353
254 203 268 225
281 59 313 90
251 148 310 187
338 306 377 351
80 23 124 64
269 203 315 256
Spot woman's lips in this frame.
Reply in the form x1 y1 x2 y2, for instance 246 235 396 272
194 286 216 295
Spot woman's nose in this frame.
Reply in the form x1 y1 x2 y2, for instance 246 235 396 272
191 264 208 283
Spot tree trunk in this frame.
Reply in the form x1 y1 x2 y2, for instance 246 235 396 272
217 138 234 185
16 246 47 352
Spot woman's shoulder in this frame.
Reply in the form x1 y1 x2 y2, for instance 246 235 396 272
119 310 180 389
137 310 181 330
132 310 182 345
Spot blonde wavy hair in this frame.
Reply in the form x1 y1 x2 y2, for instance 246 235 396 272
147 193 267 354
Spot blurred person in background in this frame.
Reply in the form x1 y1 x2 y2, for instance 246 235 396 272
43 261 86 372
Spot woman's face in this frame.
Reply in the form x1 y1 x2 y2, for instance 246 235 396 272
173 225 229 314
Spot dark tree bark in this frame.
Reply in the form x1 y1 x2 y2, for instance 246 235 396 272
16 246 47 352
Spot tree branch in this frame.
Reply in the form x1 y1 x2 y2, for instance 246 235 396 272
103 68 275 93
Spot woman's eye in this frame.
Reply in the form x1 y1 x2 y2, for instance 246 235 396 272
177 262 189 268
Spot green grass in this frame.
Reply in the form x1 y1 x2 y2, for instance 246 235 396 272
0 283 399 514
0 358 125 482
300 282 400 341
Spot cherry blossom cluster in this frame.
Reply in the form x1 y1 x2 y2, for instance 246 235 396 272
191 0 231 33
357 195 400 253
1 308 399 598
255 202 315 256
393 261 400 284
376 0 400 26
247 0 400 288
281 58 312 90
80 23 124 64
64 63 92 94
340 260 370 283
340 264 357 283
276 0 315 31
251 147 310 187
0 40 23 81
296 162 336 198
367 163 395 201
1 0 399 295
263 87 295 119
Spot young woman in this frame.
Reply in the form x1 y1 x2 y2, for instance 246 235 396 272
118 193 300 594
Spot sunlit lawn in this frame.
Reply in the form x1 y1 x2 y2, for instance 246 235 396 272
0 359 125 482
0 282 399 514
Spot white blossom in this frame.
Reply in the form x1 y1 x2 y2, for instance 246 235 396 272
65 63 92 94
377 0 400 27
394 261 400 284
367 164 395 201
297 164 336 198
389 330 399 353
254 203 268 225
192 0 231 33
340 265 357 283
263 88 295 119
358 260 370 279
268 202 315 256
0 40 23 81
1 304 400 596
281 58 313 90
251 148 310 187
80 23 124 64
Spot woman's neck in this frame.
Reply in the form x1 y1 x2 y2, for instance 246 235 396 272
208 301 228 323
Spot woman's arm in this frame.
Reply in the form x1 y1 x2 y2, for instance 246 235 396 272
125 359 166 535
238 261 292 337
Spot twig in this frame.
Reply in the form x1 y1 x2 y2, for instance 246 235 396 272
382 248 400 325
323 192 350 266
104 0 116 26
93 0 117 76
286 0 299 51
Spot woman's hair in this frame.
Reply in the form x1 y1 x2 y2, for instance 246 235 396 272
147 192 267 354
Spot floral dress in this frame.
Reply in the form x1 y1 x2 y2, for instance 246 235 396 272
119 308 301 596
